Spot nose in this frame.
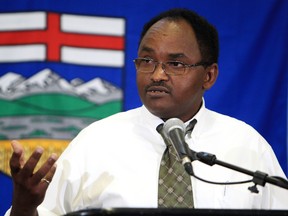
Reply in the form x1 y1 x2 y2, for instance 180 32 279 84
150 62 169 82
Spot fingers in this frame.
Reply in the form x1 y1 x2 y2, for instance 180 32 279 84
10 140 58 186
10 140 25 175
21 147 44 180
40 163 57 187
32 153 58 185
9 140 58 213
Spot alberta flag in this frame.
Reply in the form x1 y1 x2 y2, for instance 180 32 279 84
0 10 125 173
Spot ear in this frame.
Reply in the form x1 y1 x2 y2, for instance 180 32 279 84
203 63 218 90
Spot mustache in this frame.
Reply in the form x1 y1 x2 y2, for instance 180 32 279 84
144 81 172 92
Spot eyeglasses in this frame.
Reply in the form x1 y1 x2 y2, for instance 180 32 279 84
133 57 211 76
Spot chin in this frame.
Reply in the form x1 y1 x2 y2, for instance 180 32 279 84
147 106 176 119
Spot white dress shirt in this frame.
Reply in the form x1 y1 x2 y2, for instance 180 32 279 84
5 100 288 216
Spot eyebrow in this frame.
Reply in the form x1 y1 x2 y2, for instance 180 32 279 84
139 46 154 54
167 53 186 59
139 46 187 59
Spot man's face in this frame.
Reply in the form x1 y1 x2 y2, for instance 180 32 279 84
136 19 214 122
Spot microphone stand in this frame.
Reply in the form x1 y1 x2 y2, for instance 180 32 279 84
186 148 288 193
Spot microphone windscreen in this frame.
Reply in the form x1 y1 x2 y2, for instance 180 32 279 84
163 118 185 136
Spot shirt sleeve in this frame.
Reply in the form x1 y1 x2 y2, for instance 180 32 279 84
259 138 288 209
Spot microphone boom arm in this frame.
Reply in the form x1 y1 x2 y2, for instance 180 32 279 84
186 148 288 192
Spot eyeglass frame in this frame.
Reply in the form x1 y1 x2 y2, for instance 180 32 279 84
133 57 212 76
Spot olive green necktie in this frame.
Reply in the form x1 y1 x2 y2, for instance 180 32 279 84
157 119 197 208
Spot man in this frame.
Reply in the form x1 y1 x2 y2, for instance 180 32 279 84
6 8 288 216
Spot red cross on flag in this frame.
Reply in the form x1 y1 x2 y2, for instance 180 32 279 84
0 12 125 67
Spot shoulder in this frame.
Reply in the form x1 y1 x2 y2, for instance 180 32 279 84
205 108 259 135
61 106 144 152
199 108 283 174
68 106 144 145
201 108 270 152
84 106 143 130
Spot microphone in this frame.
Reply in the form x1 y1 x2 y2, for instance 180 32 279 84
162 118 194 175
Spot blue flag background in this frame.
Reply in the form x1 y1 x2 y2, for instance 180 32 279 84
0 0 287 214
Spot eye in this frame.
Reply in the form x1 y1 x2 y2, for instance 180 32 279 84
166 61 185 68
140 58 154 65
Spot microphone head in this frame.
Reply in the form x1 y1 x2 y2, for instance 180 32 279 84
163 118 185 136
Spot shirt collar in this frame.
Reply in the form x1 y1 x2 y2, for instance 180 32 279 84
183 98 206 139
139 105 164 134
139 98 207 138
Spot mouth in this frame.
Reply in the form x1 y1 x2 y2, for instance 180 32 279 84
146 86 170 97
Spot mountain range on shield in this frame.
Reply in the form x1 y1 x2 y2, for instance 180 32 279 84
0 68 122 104
0 68 123 123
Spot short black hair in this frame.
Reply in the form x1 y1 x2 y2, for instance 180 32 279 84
139 8 219 64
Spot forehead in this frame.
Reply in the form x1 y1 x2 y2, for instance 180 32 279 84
138 19 200 60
